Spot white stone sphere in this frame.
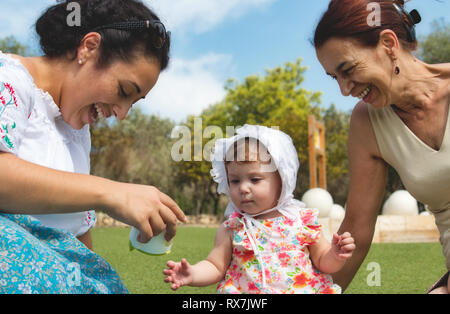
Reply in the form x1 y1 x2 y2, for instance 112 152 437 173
382 190 419 216
301 188 334 218
329 204 345 220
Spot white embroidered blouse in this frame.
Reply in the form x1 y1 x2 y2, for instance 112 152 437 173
0 51 96 236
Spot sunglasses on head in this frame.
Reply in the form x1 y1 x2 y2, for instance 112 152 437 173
91 19 170 49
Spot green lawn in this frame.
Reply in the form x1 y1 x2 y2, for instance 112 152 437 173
91 226 447 294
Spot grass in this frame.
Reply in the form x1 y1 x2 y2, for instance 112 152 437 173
91 226 447 294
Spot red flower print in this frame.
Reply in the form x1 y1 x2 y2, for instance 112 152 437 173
240 250 255 263
296 233 308 246
247 282 260 293
223 278 234 287
309 277 319 287
218 278 240 294
293 272 310 288
300 210 315 225
309 224 321 232
265 269 272 281
263 220 273 228
284 218 295 227
242 237 253 250
0 94 5 106
230 211 242 219
320 286 335 294
307 225 321 242
278 252 291 267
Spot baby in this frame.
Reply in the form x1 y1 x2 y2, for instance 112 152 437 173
164 125 355 293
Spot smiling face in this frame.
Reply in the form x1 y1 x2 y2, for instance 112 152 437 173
316 37 395 108
59 54 161 130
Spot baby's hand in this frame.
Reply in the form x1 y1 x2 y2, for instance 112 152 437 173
163 258 193 290
332 232 355 260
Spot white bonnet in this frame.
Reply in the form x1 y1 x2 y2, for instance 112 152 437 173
210 124 301 217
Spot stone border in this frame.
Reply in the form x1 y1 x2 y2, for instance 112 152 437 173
94 212 220 228
319 215 440 243
95 212 440 243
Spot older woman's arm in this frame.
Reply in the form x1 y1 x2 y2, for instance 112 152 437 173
332 102 388 291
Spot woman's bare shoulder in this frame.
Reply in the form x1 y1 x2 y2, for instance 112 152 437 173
348 101 382 159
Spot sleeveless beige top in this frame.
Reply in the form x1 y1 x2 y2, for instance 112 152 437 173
369 104 450 270
368 104 450 214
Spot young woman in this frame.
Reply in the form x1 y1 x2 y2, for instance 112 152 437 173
0 0 185 293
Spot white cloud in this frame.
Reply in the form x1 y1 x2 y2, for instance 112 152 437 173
139 53 233 122
2 0 278 40
146 0 276 33
2 1 275 123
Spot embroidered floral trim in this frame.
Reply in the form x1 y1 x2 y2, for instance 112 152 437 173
84 212 96 227
0 82 18 113
0 121 16 149
0 82 18 149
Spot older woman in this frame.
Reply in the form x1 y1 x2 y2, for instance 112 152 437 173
0 0 185 293
314 0 450 293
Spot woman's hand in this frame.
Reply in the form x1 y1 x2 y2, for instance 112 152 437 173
105 183 186 243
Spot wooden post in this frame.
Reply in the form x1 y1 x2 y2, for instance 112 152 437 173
308 115 327 190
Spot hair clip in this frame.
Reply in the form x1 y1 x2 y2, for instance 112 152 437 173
392 4 421 42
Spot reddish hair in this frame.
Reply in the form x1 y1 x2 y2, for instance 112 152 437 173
314 0 418 51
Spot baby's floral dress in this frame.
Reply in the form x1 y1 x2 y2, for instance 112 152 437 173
217 208 341 294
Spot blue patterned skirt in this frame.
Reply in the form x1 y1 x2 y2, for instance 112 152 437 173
0 214 128 294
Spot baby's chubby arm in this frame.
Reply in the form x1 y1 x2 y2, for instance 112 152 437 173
309 232 356 274
163 224 232 290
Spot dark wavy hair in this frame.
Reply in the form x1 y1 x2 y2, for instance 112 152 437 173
35 0 170 70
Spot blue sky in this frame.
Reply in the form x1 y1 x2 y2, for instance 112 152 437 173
1 0 449 122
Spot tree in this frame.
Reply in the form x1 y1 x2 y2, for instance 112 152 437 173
173 59 324 216
419 19 450 64
0 36 29 56
322 104 351 206
90 108 177 193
